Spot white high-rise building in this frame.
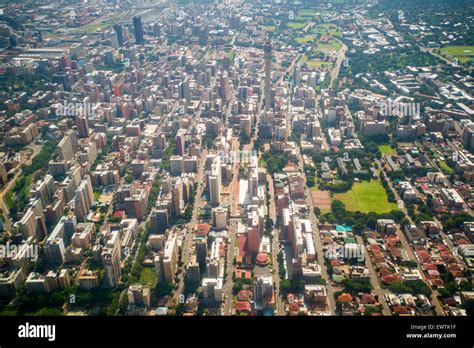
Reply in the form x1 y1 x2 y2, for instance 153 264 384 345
74 175 94 220
208 155 221 206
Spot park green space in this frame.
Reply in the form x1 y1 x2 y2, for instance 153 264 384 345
296 35 315 43
261 25 277 32
378 144 397 156
296 9 319 21
333 180 399 214
301 54 332 67
315 38 342 52
93 191 101 201
437 46 474 64
81 14 124 33
139 267 157 287
288 22 307 29
438 160 454 175
312 23 342 37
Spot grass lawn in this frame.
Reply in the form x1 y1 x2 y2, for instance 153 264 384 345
82 13 123 33
0 307 18 316
93 191 101 201
298 9 317 16
308 60 332 67
261 25 276 32
378 144 397 156
302 55 332 68
296 9 319 21
4 190 14 209
296 35 315 43
139 267 157 287
438 46 474 64
312 24 342 37
333 180 399 214
438 161 454 175
4 174 33 210
314 39 342 52
287 22 307 29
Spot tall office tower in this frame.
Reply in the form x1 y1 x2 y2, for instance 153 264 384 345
150 208 169 234
259 111 273 139
199 25 209 46
195 238 208 272
133 15 144 45
186 255 201 283
247 227 260 254
179 77 190 102
229 15 241 30
208 156 221 207
152 23 161 37
114 24 124 46
101 231 121 287
264 40 272 112
220 72 232 102
176 128 186 156
76 116 89 138
58 134 73 161
162 234 178 282
66 129 78 153
128 284 151 310
74 175 94 220
294 67 301 86
254 276 274 308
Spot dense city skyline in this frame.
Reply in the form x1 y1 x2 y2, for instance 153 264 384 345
0 0 473 328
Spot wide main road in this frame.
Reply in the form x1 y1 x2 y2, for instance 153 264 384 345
295 144 337 315
222 137 241 315
267 172 285 315
172 147 207 304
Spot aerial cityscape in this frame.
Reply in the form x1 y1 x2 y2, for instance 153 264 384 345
0 0 474 322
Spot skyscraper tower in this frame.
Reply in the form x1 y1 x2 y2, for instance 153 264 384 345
114 24 124 47
264 40 272 112
133 15 144 45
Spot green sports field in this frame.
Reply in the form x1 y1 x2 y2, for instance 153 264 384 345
333 180 399 213
438 46 474 64
287 22 307 29
378 144 397 156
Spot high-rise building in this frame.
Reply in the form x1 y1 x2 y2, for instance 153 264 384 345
195 238 207 272
74 175 94 220
199 25 209 46
127 284 151 309
114 24 124 46
150 208 169 234
58 133 75 161
202 278 223 301
31 174 55 207
101 231 121 287
186 255 201 283
254 276 274 309
247 227 260 254
44 215 77 265
264 40 272 111
212 207 228 230
76 116 89 138
123 189 148 220
176 128 186 156
208 155 221 206
160 234 178 283
133 16 144 45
